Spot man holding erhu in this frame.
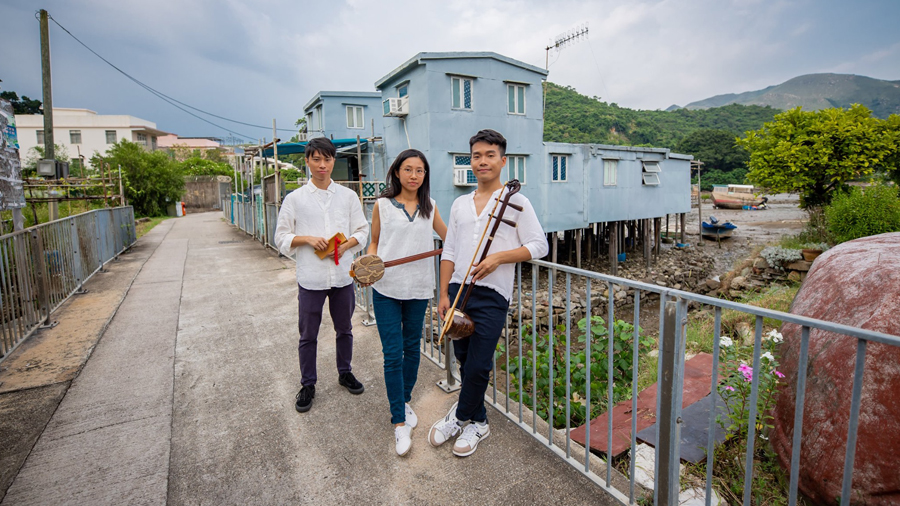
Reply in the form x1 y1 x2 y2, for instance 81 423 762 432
428 129 549 457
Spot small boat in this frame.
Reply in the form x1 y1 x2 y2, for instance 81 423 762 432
701 216 737 240
712 184 767 210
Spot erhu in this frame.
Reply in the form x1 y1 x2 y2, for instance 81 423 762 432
437 180 523 344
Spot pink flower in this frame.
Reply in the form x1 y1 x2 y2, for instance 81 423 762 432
738 363 753 382
774 370 785 378
724 385 735 391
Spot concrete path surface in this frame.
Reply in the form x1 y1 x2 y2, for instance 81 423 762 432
1 212 619 505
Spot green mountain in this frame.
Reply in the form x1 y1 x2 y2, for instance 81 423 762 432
683 73 900 119
543 83 778 148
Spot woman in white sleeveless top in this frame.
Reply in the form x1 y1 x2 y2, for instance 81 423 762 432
366 149 446 456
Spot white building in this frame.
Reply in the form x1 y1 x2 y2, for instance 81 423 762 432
15 108 169 170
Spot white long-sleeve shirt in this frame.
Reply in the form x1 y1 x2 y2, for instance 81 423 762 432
274 180 369 290
443 187 548 301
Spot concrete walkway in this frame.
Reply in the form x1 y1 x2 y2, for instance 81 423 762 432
1 212 619 505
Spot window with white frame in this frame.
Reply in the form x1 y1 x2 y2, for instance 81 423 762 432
306 113 313 130
507 84 526 115
603 159 618 186
69 130 82 144
451 76 473 110
397 83 408 98
551 155 568 182
453 154 477 185
136 132 147 145
36 130 44 144
346 106 364 129
106 130 117 144
642 160 661 185
507 155 526 184
315 105 323 131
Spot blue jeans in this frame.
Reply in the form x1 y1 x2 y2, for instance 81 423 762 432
448 283 509 424
372 289 429 424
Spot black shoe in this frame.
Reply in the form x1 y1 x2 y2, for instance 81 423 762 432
338 372 364 395
295 385 315 412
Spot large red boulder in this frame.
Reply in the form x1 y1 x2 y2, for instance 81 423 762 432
771 232 900 505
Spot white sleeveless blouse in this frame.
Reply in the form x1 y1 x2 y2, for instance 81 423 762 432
372 197 436 300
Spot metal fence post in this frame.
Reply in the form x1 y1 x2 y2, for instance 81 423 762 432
70 220 86 293
29 229 56 328
657 298 687 505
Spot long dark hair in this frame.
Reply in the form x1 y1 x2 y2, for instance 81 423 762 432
381 149 433 219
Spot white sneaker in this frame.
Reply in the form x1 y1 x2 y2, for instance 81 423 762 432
405 403 418 429
395 424 412 456
453 420 490 457
428 402 461 447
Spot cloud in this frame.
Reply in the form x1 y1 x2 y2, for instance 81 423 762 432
1 0 898 138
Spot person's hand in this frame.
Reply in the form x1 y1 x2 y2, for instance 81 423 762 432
337 241 352 258
470 253 503 281
307 236 328 251
438 296 450 320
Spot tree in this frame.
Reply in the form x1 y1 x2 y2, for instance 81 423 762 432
676 129 749 174
738 105 897 208
178 156 233 177
878 114 900 186
93 141 184 216
0 91 42 114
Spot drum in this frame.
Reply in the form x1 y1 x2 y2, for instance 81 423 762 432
350 254 386 284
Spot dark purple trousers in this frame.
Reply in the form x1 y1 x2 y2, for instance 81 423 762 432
297 283 355 387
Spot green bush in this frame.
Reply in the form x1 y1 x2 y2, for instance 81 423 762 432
825 184 900 243
501 316 653 429
93 141 184 217
178 157 232 177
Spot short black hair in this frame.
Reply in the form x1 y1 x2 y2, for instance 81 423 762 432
305 137 336 159
469 129 507 157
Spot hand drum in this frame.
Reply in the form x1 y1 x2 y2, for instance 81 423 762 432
350 254 386 284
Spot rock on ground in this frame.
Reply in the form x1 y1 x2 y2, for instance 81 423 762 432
771 232 900 506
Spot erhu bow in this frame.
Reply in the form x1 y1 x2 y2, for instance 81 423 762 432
437 180 523 344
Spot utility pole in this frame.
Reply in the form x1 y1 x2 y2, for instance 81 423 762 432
273 120 280 211
40 9 59 221
40 9 53 161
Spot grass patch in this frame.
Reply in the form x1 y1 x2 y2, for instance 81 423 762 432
685 283 800 355
1 200 108 233
136 216 171 238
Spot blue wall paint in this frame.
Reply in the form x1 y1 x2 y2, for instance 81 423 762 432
301 52 693 234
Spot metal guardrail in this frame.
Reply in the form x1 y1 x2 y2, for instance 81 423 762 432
218 192 898 505
417 259 899 506
0 207 136 361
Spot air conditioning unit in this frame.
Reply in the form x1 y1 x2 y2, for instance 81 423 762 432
298 132 308 142
454 168 476 187
382 97 409 117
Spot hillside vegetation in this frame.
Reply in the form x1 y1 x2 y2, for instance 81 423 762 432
543 83 778 148
683 73 900 119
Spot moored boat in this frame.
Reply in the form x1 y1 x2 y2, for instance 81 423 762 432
701 216 737 240
712 184 767 209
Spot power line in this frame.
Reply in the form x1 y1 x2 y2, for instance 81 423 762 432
45 13 296 139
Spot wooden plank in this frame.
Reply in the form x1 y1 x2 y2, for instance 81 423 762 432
570 353 716 457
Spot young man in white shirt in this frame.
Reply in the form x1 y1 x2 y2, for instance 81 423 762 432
428 129 549 456
274 137 369 413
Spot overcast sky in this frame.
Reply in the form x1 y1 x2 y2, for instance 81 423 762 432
2 0 899 141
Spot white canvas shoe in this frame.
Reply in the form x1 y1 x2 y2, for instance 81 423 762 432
428 402 461 447
405 403 418 429
395 424 412 456
452 420 490 457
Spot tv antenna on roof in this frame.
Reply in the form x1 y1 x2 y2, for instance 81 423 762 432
546 22 589 69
